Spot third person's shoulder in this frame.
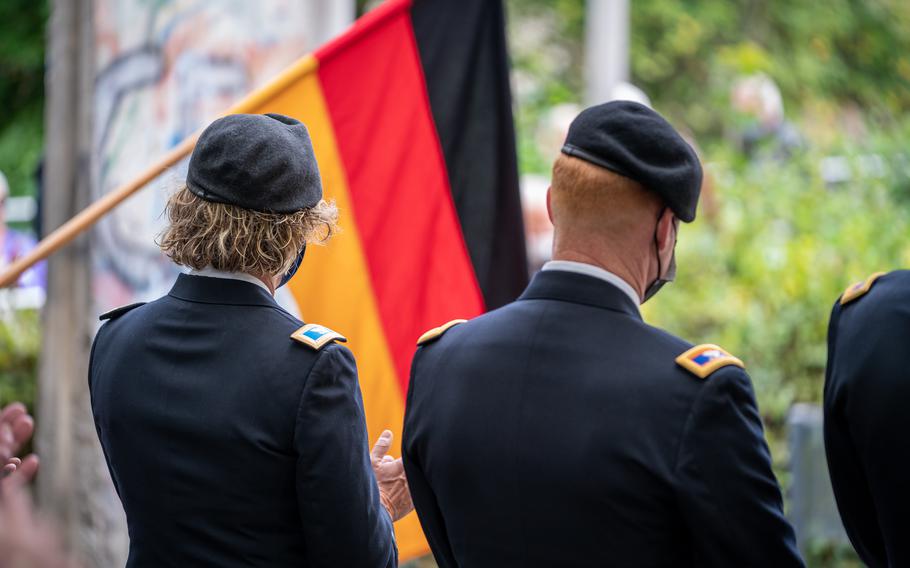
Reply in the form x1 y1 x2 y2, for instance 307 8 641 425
833 270 910 328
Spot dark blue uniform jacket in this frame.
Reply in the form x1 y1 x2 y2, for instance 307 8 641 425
89 274 396 568
403 269 803 567
825 270 910 568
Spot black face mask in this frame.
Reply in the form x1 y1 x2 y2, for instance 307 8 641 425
642 210 678 303
279 245 306 289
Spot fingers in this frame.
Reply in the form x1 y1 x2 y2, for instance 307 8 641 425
378 456 405 477
0 404 34 458
11 414 34 449
0 424 13 463
369 430 394 463
16 455 39 483
0 402 27 425
3 457 21 475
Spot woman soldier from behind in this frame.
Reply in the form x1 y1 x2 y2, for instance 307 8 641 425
89 113 410 567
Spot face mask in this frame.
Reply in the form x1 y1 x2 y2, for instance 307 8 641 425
642 211 677 303
279 245 306 288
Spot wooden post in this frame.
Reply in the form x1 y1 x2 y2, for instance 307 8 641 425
37 0 129 565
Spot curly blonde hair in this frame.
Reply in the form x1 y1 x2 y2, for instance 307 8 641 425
158 185 339 275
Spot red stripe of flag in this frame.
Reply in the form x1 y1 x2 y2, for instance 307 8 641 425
316 0 485 391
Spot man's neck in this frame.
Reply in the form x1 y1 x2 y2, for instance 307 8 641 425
551 249 646 302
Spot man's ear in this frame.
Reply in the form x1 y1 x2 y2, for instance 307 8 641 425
655 208 676 253
546 186 554 224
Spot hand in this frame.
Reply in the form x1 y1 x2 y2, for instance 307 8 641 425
370 430 413 522
0 475 79 568
0 402 39 486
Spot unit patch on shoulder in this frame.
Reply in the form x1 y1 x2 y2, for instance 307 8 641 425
417 319 467 346
676 344 745 379
840 271 886 306
291 324 347 350
99 302 146 321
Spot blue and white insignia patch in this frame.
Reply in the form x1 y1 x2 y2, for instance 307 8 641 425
676 344 744 379
291 324 347 350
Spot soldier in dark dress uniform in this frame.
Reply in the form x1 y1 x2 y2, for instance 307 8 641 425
403 101 804 567
825 270 910 568
89 114 411 567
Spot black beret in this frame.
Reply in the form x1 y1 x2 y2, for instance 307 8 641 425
186 113 322 213
561 101 703 222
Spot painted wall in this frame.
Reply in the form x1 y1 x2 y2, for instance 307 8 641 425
91 0 352 314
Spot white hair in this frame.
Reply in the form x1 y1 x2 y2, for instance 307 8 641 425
732 73 784 125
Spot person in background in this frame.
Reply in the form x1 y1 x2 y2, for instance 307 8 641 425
403 101 804 567
730 73 803 161
824 270 910 568
0 170 46 290
89 113 410 567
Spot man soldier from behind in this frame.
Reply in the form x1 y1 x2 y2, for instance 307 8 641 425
89 114 411 567
403 101 804 567
824 271 910 567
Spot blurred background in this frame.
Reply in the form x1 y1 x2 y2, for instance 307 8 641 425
2 0 910 566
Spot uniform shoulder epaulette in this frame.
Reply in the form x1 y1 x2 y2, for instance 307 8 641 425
99 302 146 321
291 323 347 351
840 271 887 306
676 344 745 379
417 319 467 346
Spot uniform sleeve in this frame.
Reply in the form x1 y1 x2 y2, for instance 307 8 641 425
675 367 805 568
87 323 123 500
402 349 457 567
294 344 397 568
823 302 889 567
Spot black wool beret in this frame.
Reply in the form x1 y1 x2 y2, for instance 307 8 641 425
561 101 703 222
186 113 323 213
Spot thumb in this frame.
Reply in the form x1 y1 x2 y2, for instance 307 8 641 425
370 430 394 463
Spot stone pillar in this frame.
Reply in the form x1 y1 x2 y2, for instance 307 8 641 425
38 0 131 565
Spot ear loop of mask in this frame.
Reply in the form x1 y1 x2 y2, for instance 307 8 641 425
641 209 677 303
279 245 306 289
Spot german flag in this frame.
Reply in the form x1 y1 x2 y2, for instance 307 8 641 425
235 0 526 559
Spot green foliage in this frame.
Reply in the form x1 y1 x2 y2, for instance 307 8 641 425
646 126 910 424
0 310 39 411
0 0 47 198
509 0 910 173
630 0 910 138
637 124 910 566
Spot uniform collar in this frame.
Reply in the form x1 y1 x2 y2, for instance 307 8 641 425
188 266 273 294
518 268 642 321
542 260 640 313
168 273 279 308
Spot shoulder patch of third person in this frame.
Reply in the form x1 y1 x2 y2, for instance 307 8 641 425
840 271 886 306
676 344 745 379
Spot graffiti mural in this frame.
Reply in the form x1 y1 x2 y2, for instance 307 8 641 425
91 0 350 314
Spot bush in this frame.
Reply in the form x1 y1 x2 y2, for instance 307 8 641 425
0 309 40 411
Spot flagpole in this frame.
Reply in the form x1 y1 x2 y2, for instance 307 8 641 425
0 54 319 289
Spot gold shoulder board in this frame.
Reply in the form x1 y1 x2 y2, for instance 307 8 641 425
676 344 745 379
291 323 347 350
840 272 887 306
417 319 467 346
